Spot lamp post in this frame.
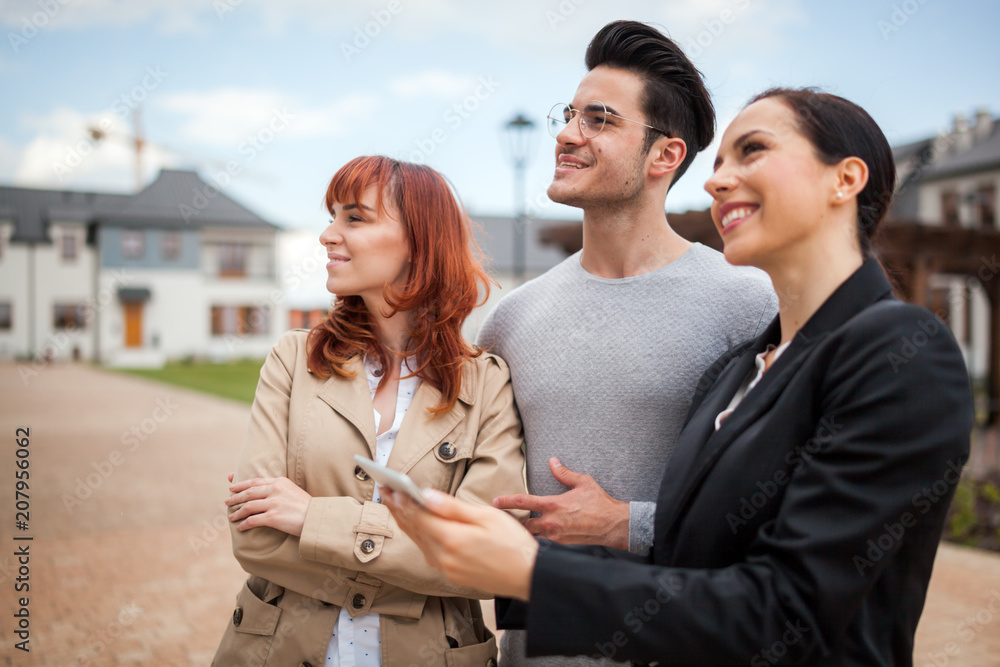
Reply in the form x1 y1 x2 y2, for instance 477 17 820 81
502 113 536 285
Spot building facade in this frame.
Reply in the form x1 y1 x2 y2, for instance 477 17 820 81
0 169 283 367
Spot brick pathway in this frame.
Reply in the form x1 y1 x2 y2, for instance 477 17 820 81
0 362 998 666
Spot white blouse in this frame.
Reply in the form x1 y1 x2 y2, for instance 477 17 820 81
325 356 421 667
714 341 791 431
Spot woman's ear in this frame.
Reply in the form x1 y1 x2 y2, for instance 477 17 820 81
833 156 869 204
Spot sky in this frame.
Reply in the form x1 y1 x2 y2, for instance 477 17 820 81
1 0 998 303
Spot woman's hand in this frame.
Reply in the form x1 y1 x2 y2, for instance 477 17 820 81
226 476 311 537
383 487 538 601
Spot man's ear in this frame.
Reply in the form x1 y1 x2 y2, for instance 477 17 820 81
648 136 687 179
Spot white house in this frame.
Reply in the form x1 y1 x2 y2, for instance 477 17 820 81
0 168 284 367
889 108 999 384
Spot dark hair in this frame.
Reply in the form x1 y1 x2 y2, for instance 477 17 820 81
749 87 896 259
585 20 715 186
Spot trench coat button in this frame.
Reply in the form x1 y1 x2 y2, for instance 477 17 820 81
232 607 243 626
354 465 370 481
372 367 383 377
352 593 366 609
438 442 456 459
361 539 375 554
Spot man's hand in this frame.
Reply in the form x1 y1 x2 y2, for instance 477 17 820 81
493 457 629 550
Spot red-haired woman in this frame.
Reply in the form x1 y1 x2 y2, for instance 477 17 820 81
212 156 525 666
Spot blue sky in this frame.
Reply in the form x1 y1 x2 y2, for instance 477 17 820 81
1 0 998 252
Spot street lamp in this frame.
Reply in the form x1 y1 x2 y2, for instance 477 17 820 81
502 112 536 285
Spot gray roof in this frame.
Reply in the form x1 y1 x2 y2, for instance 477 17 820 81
0 186 129 243
103 169 278 229
470 214 573 273
0 169 279 244
920 125 1000 181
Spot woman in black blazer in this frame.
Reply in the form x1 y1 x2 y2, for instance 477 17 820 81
384 88 975 665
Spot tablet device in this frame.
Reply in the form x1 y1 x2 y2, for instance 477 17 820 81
353 455 428 507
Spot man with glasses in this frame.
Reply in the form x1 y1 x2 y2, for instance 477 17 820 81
478 20 775 664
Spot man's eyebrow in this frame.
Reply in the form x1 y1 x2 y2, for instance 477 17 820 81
713 129 775 169
579 101 616 115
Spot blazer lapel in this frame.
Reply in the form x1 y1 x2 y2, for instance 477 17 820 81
656 258 896 543
315 357 378 457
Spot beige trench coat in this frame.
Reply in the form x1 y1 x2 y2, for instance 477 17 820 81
213 330 526 667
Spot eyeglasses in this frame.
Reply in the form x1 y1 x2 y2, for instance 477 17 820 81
547 101 670 139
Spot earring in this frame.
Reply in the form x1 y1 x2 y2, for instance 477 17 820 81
835 191 843 199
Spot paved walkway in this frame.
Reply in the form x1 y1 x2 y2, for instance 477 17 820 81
0 362 998 666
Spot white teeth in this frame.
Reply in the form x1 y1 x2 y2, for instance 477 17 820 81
558 159 585 168
721 206 756 228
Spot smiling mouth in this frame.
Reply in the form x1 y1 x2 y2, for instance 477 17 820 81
556 157 587 170
721 206 758 230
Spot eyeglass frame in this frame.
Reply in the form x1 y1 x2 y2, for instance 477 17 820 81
547 101 671 140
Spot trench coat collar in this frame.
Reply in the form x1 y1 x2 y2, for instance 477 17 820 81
314 355 479 468
656 258 895 544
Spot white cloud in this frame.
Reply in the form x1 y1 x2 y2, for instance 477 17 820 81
389 70 477 99
11 107 168 191
0 0 213 34
158 88 381 147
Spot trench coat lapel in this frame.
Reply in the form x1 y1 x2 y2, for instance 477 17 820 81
388 376 468 474
315 357 378 457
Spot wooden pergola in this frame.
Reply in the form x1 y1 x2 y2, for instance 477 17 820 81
538 212 1000 424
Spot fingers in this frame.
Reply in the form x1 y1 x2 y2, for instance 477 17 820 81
549 457 590 487
228 477 275 494
228 498 268 523
227 472 235 483
225 482 274 507
494 493 548 513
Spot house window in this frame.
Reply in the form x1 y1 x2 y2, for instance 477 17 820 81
161 231 182 261
61 233 77 261
218 243 248 277
941 191 960 226
211 305 269 336
0 302 11 330
978 185 996 228
122 230 145 259
53 303 87 329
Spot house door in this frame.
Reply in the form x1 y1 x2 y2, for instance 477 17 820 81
124 303 143 348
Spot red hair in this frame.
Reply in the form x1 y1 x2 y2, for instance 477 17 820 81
307 156 493 416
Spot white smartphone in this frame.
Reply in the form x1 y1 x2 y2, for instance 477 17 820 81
353 455 429 507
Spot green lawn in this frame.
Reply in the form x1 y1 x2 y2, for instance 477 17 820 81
118 358 265 404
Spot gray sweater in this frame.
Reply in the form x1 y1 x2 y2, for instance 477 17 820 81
477 244 777 666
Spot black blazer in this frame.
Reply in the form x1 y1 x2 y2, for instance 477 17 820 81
500 259 974 665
